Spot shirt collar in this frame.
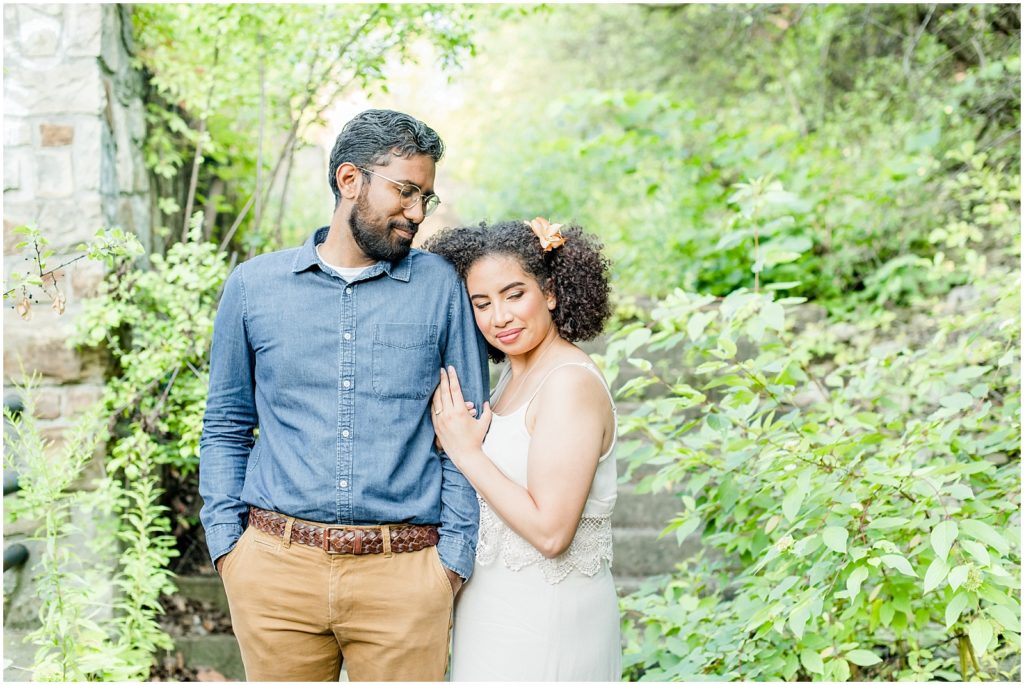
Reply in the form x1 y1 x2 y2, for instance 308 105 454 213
291 226 412 283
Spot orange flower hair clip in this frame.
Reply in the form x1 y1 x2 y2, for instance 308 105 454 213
525 217 567 252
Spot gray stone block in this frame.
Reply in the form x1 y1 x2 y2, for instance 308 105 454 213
611 527 701 577
612 487 682 529
174 575 230 614
168 635 245 682
34 148 73 198
2 628 35 682
7 59 104 116
65 4 103 58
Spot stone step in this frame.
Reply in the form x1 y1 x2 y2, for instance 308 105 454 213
166 634 244 681
612 485 681 529
174 574 230 614
615 573 673 598
2 628 34 682
611 526 701 578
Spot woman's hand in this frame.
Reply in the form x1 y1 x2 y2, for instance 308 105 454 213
431 366 492 464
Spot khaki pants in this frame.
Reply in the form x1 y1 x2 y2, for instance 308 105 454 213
220 522 454 681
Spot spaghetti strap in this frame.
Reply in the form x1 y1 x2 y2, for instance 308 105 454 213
522 362 617 462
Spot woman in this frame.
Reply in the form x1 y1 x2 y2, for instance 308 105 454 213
424 218 621 681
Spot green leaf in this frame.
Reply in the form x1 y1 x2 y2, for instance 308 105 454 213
880 554 917 577
985 604 1020 632
960 519 1010 554
845 649 882 666
672 516 701 544
789 604 810 640
822 526 848 554
948 564 969 591
687 311 715 341
846 566 869 598
939 392 973 410
923 557 949 593
930 520 958 562
959 539 991 566
868 516 909 529
945 591 969 629
762 301 785 331
831 657 851 682
968 618 994 656
799 648 824 675
782 486 805 523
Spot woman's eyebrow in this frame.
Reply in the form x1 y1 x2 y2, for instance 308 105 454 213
469 281 525 300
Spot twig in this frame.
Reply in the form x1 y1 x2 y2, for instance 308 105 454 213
217 194 256 253
903 5 936 79
257 8 382 217
3 255 89 298
253 32 267 236
182 45 221 243
273 136 299 247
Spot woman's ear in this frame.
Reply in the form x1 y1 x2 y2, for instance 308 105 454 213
545 280 557 310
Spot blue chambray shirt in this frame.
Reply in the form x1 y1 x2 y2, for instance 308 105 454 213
199 226 488 579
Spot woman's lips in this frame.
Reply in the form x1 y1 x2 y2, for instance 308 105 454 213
495 328 523 344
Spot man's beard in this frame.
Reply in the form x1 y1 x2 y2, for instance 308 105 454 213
349 195 416 262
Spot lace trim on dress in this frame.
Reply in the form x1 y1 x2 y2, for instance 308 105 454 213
476 497 613 584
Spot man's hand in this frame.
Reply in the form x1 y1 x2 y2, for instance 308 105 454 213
444 567 464 596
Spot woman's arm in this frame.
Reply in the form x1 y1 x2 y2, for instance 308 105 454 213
432 365 611 558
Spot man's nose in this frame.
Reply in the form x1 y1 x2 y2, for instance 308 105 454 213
402 200 425 224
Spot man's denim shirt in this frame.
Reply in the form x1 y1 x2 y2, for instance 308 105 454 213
199 227 489 579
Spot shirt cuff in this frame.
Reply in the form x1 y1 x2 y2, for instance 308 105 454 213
437 535 475 581
205 522 244 573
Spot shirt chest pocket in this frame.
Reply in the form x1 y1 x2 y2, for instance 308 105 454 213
372 323 440 400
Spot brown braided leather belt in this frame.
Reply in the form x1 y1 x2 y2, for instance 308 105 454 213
248 507 439 555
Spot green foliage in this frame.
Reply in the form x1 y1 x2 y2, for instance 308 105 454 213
62 218 231 676
131 3 478 251
447 4 1020 311
601 267 1021 680
73 220 228 474
4 380 139 681
3 226 142 319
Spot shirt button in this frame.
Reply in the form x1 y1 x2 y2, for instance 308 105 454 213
345 287 353 295
342 430 351 438
339 480 348 489
343 332 352 341
342 380 351 389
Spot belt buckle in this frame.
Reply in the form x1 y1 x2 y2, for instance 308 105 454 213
321 526 353 554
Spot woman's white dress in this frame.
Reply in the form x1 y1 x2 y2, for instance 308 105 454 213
450 362 621 681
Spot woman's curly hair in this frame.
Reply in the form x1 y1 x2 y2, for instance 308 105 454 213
424 220 612 362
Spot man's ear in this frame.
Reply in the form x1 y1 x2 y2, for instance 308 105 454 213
335 163 363 201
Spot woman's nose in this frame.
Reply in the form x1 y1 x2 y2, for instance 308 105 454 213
492 301 513 325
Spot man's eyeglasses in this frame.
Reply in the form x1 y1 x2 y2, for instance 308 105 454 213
357 167 441 217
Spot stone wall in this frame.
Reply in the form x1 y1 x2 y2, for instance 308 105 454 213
3 2 150 433
3 5 153 677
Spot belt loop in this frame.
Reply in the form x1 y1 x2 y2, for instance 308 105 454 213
381 525 392 558
282 517 293 549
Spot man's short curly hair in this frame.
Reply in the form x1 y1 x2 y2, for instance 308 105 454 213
424 220 612 362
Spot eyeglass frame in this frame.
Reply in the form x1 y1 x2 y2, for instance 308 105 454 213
355 166 442 217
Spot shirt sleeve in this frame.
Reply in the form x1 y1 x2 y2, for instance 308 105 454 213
435 274 490 580
199 265 257 571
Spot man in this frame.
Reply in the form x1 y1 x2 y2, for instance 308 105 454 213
199 109 488 681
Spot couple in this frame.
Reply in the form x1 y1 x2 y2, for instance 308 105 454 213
198 110 620 681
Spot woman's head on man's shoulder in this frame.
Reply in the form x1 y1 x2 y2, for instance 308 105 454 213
424 219 612 361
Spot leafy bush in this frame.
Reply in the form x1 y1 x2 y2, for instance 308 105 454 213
601 269 1020 680
447 4 1020 311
